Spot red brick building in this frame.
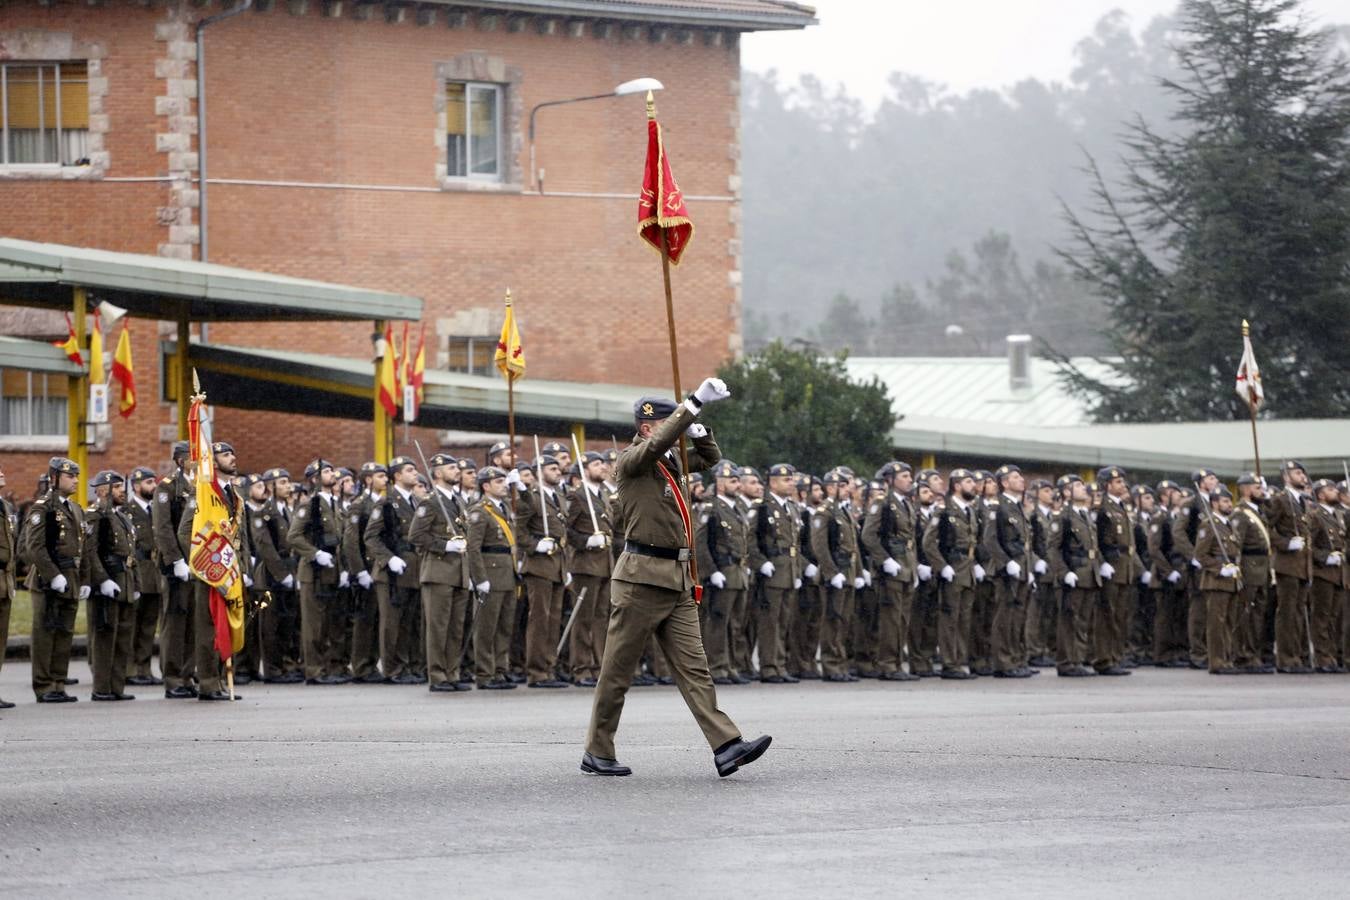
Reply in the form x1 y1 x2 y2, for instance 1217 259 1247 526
0 0 813 494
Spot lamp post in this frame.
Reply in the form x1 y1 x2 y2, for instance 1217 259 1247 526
528 77 663 193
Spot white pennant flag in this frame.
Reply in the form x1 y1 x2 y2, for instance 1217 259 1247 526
1234 322 1264 412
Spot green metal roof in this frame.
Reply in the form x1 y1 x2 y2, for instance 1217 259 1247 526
0 238 421 323
0 335 85 376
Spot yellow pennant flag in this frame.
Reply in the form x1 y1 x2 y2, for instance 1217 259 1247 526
88 310 105 384
494 290 526 382
111 323 136 417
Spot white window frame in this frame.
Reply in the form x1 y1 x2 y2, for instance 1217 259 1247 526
445 81 503 183
0 369 69 439
0 60 90 170
446 335 499 376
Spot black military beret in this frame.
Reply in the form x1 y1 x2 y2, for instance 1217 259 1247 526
48 456 79 476
262 467 290 482
1190 468 1216 483
974 469 993 481
1235 472 1260 486
542 441 567 455
713 461 741 480
535 454 561 469
917 468 938 482
487 441 511 458
568 463 581 478
90 469 123 487
581 451 606 465
477 465 508 485
739 466 761 480
171 441 190 459
768 463 796 478
1056 474 1082 489
1209 486 1233 502
1028 479 1052 492
515 460 533 472
337 467 354 480
1310 478 1338 495
389 456 415 472
1132 484 1155 498
304 458 333 479
211 441 234 455
603 448 620 462
948 468 974 482
242 473 264 488
359 461 387 477
835 465 856 479
877 461 912 481
1156 480 1179 494
428 453 456 468
457 458 477 472
129 466 157 483
995 463 1022 481
822 470 845 485
1097 466 1126 483
634 396 678 420
1283 459 1307 473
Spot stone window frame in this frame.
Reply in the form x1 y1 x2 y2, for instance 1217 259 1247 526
434 52 523 193
0 30 109 181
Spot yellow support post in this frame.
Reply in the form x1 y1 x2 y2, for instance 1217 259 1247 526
373 320 390 464
67 287 89 502
921 453 936 472
176 314 191 441
570 423 586 453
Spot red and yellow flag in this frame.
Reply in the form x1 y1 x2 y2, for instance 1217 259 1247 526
55 313 84 367
637 114 694 265
111 323 136 417
494 291 526 382
88 309 106 384
397 322 410 405
187 392 246 661
408 324 426 419
377 323 399 417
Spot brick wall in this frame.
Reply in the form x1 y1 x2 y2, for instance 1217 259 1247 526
0 1 743 500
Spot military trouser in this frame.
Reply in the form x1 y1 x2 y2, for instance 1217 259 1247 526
1310 579 1345 670
261 587 300 678
524 574 565 684
1092 581 1132 671
422 582 469 686
851 585 879 675
127 590 161 679
571 574 612 681
1025 581 1056 662
90 597 135 696
755 586 792 678
1274 574 1312 669
819 585 855 677
910 579 939 674
697 584 735 680
1205 590 1240 671
407 595 426 676
0 593 10 683
1186 580 1208 667
992 575 1029 673
1130 585 1156 662
509 588 529 677
938 582 975 674
1153 581 1190 663
643 635 671 679
1234 576 1270 668
876 576 914 675
31 589 78 698
585 580 740 760
969 581 995 671
729 583 754 677
790 582 822 676
1056 587 1095 672
191 582 226 695
301 579 346 679
377 581 420 680
349 586 380 679
161 576 196 690
474 588 516 684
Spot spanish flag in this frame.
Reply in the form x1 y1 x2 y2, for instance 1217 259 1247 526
408 324 426 420
88 310 105 384
396 322 408 406
55 313 84 367
187 392 246 662
494 291 526 382
111 323 136 417
377 323 399 418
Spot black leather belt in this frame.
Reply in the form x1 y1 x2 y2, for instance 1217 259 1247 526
480 545 512 555
625 540 690 562
1244 550 1268 557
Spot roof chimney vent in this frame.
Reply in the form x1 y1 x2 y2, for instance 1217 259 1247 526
1007 334 1032 392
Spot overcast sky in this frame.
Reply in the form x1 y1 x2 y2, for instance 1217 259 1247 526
742 0 1350 107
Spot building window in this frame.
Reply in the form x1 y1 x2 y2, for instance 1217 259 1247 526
446 336 498 376
446 81 502 180
0 61 90 167
0 369 68 437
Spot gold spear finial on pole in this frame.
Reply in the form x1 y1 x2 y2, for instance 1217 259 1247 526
1242 318 1250 336
505 287 512 308
646 89 656 120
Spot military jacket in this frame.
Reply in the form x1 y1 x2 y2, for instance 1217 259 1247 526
811 497 860 583
1170 499 1203 568
520 486 568 582
1053 505 1102 588
466 496 517 592
697 495 748 590
251 497 296 589
152 469 193 565
87 498 136 602
755 495 804 589
861 490 918 583
1265 488 1313 581
341 492 379 578
1195 514 1242 594
982 492 1033 578
1309 503 1348 588
365 488 422 585
1233 501 1273 588
1144 508 1173 581
409 486 469 588
1097 496 1142 584
1030 506 1055 586
0 497 17 600
289 491 345 586
922 497 980 588
126 496 162 595
566 483 614 579
22 490 86 599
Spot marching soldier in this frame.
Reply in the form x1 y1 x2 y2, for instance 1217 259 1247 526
0 464 15 708
343 462 387 683
1052 475 1100 676
813 470 860 683
1093 466 1141 676
1267 460 1315 673
409 453 473 692
253 468 302 683
753 463 804 683
696 461 746 685
861 461 920 681
1232 473 1274 672
124 466 163 686
520 453 570 688
289 460 349 684
1195 487 1244 673
983 464 1037 678
86 470 137 701
581 385 770 779
154 441 197 698
567 451 615 687
24 457 88 703
467 466 519 689
923 469 981 680
366 457 423 684
1308 478 1347 673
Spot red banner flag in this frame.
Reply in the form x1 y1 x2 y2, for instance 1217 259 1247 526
637 118 694 265
111 323 136 417
55 313 84 367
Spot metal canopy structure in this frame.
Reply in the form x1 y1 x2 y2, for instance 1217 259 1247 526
0 335 85 376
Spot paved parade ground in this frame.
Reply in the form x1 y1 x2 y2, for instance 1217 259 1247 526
2 664 1348 898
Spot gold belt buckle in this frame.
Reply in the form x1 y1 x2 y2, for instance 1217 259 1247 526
1088 549 1097 559
789 547 797 557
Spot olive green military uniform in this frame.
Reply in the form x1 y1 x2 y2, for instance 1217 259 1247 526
695 491 746 681
850 502 880 678
861 489 919 677
153 469 196 691
584 404 740 760
1232 499 1273 669
1171 499 1207 667
23 488 87 699
366 487 422 681
968 497 996 674
1149 506 1188 665
125 492 162 682
289 491 347 680
790 504 823 678
520 484 569 685
342 490 382 680
812 495 860 679
1266 487 1314 670
911 506 941 675
251 495 301 680
983 491 1034 674
1095 493 1142 672
466 494 518 684
1026 502 1057 665
409 485 471 687
1308 501 1347 671
1196 512 1243 671
752 492 803 680
730 495 761 678
0 497 18 703
87 494 137 697
923 496 980 675
1051 504 1102 673
567 482 615 683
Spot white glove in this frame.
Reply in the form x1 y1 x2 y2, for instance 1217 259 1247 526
973 564 986 582
1099 562 1115 580
314 550 335 568
804 563 819 579
281 573 295 589
693 377 731 405
1220 563 1240 578
854 576 866 589
516 558 525 574
505 469 521 487
1190 557 1201 569
50 573 68 593
862 570 872 587
564 572 573 587
133 591 141 601
78 585 91 601
476 580 491 594
445 537 468 553
795 577 803 590
1287 536 1305 552
586 534 606 550
338 570 350 589
940 565 955 582
1006 560 1022 578
917 564 933 582
1167 570 1182 584
1064 571 1079 588
535 538 556 554
1327 552 1344 567
1028 572 1037 585
388 556 407 575
251 556 258 569
173 559 190 581
1033 559 1048 575
830 573 846 589
357 570 373 589
882 558 901 577
760 561 775 578
687 423 709 439
99 579 119 598
1140 571 1153 586
710 571 726 589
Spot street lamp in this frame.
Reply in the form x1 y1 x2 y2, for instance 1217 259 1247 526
529 77 664 192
